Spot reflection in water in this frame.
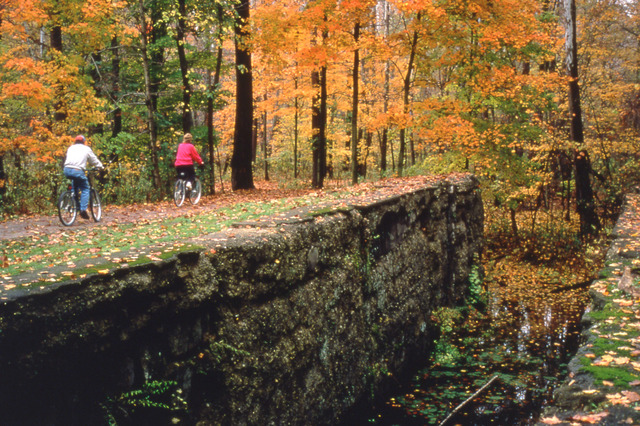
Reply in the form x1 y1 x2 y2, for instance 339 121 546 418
363 278 589 425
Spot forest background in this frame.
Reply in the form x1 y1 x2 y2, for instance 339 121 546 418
1 0 639 241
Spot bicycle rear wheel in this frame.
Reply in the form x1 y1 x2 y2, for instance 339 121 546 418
58 190 77 226
174 180 186 206
189 178 202 205
90 188 102 222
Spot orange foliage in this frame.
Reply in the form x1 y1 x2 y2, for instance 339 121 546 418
0 0 113 161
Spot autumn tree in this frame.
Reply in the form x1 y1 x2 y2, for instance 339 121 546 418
135 0 163 190
175 0 193 132
231 0 254 190
308 2 329 189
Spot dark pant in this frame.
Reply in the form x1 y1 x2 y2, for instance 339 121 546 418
175 165 196 184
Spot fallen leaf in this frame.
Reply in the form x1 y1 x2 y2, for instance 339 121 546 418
623 390 640 402
570 412 608 424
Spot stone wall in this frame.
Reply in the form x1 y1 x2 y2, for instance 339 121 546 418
538 192 640 424
0 174 483 425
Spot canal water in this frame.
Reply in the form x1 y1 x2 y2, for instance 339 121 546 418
357 273 589 425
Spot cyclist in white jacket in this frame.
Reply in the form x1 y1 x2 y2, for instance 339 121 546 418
63 135 103 219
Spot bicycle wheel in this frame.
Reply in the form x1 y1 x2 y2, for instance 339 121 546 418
58 190 77 226
90 188 102 222
174 180 186 207
189 178 202 205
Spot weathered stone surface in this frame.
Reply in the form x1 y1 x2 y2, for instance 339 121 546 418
0 174 483 425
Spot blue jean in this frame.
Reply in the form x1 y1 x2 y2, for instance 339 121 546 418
63 167 90 212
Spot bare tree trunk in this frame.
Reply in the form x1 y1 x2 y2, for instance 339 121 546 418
398 13 420 177
263 102 269 181
51 26 67 124
0 155 5 199
137 0 161 190
564 0 600 236
351 22 360 185
380 1 390 173
231 0 255 190
311 23 328 189
206 4 225 194
111 37 122 139
294 76 299 179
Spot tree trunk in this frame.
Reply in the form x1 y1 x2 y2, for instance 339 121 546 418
263 105 269 181
294 76 299 179
319 65 327 182
0 155 5 199
111 37 122 139
564 0 600 236
176 0 193 132
51 26 67 124
231 0 254 190
398 13 420 177
311 17 328 189
351 22 360 185
207 4 225 194
311 65 327 189
380 1 390 173
137 0 162 190
311 69 322 188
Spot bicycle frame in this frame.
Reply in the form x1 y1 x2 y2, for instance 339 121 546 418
174 171 201 206
58 169 103 225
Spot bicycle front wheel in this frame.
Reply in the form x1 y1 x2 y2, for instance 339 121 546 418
189 178 202 205
58 190 77 226
90 189 102 222
174 180 186 207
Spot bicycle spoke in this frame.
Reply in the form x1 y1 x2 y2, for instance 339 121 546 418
58 191 77 226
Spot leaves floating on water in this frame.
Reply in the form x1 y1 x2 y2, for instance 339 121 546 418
369 205 603 425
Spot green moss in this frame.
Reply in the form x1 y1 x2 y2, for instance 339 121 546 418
588 307 632 321
581 365 640 388
589 337 632 356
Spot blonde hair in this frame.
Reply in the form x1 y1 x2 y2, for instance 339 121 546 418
183 133 193 142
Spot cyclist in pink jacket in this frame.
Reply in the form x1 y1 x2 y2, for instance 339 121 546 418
174 133 203 189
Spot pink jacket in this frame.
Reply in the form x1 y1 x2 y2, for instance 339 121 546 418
174 142 203 166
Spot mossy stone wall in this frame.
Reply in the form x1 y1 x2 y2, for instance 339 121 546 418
0 174 483 425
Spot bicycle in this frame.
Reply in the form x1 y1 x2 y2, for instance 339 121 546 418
173 171 202 207
58 169 103 226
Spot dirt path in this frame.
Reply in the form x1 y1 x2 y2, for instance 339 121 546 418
0 182 317 241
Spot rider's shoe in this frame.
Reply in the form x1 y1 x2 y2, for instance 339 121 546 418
79 210 90 219
186 181 193 190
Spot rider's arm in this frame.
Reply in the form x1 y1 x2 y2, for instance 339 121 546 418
191 145 204 166
87 148 104 169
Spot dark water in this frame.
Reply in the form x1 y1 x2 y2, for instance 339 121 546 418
355 281 588 426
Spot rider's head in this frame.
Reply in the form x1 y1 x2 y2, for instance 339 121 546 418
183 133 193 143
75 135 86 144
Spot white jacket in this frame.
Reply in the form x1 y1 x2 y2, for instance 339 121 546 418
63 143 103 170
